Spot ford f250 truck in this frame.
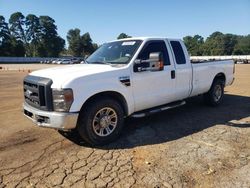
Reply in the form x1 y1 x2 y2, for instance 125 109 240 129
23 37 234 145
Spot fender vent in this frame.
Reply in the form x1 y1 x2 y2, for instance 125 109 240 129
119 76 131 87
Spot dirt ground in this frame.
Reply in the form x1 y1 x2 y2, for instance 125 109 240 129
0 64 249 188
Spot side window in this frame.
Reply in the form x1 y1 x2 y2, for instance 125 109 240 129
137 41 170 65
170 41 186 65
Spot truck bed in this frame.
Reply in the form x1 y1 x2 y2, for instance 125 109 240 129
190 60 234 97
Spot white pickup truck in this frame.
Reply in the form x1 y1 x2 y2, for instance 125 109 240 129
23 37 234 145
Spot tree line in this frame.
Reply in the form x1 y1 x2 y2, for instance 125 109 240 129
0 12 65 57
0 12 98 57
183 32 250 56
0 12 249 57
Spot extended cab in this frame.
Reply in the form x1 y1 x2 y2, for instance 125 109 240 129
23 37 234 145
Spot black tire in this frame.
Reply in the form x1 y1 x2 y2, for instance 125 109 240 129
76 97 124 146
203 79 225 106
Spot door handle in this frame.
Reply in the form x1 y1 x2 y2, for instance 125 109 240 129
171 70 175 79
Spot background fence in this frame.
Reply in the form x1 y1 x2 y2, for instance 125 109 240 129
190 55 250 63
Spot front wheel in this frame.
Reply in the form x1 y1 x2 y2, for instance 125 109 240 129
203 79 225 106
77 98 124 146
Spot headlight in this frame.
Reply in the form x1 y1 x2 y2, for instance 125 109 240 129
52 89 74 112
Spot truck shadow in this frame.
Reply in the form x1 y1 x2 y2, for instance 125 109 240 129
59 94 250 149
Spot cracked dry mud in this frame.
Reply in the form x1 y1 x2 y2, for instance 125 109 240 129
0 64 250 188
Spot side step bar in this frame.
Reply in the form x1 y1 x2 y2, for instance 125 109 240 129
131 101 186 118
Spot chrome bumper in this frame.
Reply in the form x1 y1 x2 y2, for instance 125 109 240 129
23 102 78 130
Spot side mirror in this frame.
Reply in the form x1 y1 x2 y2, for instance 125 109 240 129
148 52 164 71
134 52 164 72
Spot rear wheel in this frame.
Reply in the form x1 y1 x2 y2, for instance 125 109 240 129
203 79 225 106
77 97 124 146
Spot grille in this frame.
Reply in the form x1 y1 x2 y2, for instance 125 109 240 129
23 75 53 111
24 81 40 106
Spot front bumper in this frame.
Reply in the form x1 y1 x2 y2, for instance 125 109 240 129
23 102 78 130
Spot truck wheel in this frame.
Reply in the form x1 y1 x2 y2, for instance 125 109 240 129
77 98 124 146
203 79 224 106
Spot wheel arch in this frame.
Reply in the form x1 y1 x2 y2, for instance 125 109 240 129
213 72 226 85
204 72 225 106
79 91 129 116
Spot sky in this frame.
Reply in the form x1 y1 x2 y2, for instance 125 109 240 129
1 0 250 45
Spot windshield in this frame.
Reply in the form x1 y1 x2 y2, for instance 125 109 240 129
86 40 142 65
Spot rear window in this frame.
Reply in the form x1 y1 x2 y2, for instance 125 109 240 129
170 41 186 65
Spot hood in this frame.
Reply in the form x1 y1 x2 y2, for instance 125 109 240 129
30 64 119 88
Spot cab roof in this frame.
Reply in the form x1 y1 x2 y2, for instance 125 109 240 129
110 37 181 43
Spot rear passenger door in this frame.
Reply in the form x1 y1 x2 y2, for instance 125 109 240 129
169 40 192 100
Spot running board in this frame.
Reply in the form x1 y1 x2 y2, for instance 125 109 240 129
131 101 186 118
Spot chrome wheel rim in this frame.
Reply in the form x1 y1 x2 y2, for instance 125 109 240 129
92 107 118 137
214 85 222 102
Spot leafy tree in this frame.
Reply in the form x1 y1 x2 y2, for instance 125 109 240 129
117 33 131 39
8 12 27 56
1 13 66 57
25 14 41 56
0 15 12 56
67 28 82 56
11 37 26 56
201 32 238 55
233 35 250 55
67 29 96 57
25 14 41 42
183 35 204 55
202 32 224 55
1 15 25 57
81 32 95 55
38 16 65 57
223 34 238 55
9 12 26 43
0 16 10 41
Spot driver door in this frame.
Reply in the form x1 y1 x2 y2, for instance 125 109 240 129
132 40 176 112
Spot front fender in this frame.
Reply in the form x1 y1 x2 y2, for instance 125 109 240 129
66 77 134 115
